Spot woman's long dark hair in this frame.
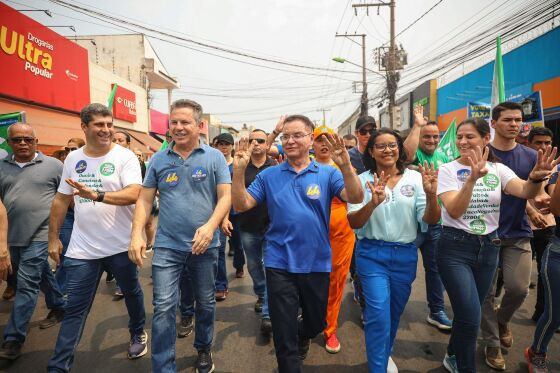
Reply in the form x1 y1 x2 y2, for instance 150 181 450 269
361 128 407 175
456 117 500 163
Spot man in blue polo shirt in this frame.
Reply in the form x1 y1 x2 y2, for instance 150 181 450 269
129 99 231 373
232 114 363 373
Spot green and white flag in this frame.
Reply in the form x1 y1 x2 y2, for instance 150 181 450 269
0 112 25 159
108 83 118 111
490 36 506 109
436 118 460 161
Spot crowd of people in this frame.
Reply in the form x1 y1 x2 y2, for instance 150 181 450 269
0 98 558 373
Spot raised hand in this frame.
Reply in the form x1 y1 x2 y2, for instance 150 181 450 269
325 133 350 168
274 115 287 134
529 145 560 181
233 137 254 170
467 146 489 182
419 160 438 195
413 105 427 127
366 171 390 207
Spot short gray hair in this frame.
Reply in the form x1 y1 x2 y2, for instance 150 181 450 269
170 99 203 122
80 103 112 125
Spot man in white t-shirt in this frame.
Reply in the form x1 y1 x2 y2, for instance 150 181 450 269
46 103 147 373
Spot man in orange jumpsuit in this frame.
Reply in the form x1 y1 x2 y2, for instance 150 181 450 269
312 125 356 353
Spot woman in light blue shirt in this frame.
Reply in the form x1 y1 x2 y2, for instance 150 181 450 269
348 128 440 372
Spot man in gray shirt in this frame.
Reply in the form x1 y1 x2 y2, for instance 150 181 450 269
0 123 65 361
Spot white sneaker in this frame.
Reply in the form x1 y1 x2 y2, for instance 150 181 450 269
387 356 398 373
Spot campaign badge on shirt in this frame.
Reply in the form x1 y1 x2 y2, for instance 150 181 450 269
75 160 87 174
483 174 500 190
306 183 321 200
469 219 487 234
165 172 179 186
457 169 471 182
191 167 208 182
400 184 415 197
100 162 115 176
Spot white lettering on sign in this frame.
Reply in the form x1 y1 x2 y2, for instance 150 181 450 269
27 32 54 51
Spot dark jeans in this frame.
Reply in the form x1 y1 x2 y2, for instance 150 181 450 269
4 241 64 344
532 237 560 353
179 265 195 319
436 227 500 373
230 215 245 271
55 218 73 295
216 232 228 291
47 252 145 372
531 227 554 318
414 224 445 314
151 247 218 372
240 230 269 319
266 268 330 373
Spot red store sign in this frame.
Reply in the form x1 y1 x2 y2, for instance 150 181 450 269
0 3 90 113
112 84 136 123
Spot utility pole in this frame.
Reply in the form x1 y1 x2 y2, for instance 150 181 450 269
353 0 400 128
317 108 331 125
335 33 368 116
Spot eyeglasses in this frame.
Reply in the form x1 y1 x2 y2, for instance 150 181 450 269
250 138 266 144
372 142 398 151
65 147 78 152
358 128 375 136
280 133 311 142
9 137 35 144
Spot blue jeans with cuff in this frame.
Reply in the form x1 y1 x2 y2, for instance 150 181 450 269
240 230 269 319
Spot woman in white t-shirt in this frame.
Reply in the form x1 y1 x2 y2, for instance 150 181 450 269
435 117 558 373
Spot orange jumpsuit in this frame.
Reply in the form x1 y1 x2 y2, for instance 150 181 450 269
324 194 356 338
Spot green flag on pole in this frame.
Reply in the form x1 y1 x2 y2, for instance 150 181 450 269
108 83 118 111
491 36 505 108
435 118 460 161
159 139 169 151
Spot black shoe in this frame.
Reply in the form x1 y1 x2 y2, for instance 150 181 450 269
196 349 215 373
105 272 115 283
177 316 194 338
532 310 543 323
298 338 310 360
260 318 272 334
0 340 22 360
39 309 65 329
254 298 263 313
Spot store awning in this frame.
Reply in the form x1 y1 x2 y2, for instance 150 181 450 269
150 108 168 135
126 128 163 155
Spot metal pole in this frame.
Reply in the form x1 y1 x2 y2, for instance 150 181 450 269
388 0 396 128
361 34 368 116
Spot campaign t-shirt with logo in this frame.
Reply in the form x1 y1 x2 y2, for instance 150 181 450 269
348 168 427 244
437 160 517 235
58 145 142 259
414 148 451 170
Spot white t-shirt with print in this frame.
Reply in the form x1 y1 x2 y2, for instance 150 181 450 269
437 160 517 235
58 145 142 259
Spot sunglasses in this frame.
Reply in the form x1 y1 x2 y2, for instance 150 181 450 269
9 137 35 144
358 128 375 136
250 138 266 144
65 147 78 152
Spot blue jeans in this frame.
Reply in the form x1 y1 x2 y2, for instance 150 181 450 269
55 213 74 295
414 224 445 314
240 230 269 319
4 241 64 343
356 239 418 373
436 226 500 373
179 265 194 318
151 247 218 373
47 252 145 373
216 232 228 291
531 236 560 354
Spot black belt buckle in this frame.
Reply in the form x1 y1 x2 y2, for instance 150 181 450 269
491 238 501 246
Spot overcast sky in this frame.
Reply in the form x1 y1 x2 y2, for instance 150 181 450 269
5 0 494 132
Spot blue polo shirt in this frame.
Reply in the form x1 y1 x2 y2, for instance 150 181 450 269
247 160 345 273
144 142 231 252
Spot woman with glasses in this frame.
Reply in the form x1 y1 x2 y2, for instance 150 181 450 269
435 118 558 373
347 128 440 372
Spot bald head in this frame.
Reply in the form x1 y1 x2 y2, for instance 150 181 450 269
7 123 36 138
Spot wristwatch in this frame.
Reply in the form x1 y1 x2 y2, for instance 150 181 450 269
96 190 105 203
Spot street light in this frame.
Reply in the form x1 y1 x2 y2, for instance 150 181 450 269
332 57 385 77
47 25 77 32
16 9 52 17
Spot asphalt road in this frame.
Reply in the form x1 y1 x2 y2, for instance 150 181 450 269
0 250 557 372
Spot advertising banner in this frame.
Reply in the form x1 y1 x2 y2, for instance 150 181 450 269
0 3 90 112
467 91 545 127
0 111 25 158
111 84 136 123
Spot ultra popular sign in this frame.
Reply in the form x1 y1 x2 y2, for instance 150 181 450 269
112 84 136 123
0 3 90 112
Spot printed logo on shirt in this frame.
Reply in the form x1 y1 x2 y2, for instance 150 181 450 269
469 219 487 234
400 184 415 197
75 160 87 174
191 167 208 182
306 183 321 199
165 172 179 186
483 174 500 190
99 162 115 176
457 169 471 182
